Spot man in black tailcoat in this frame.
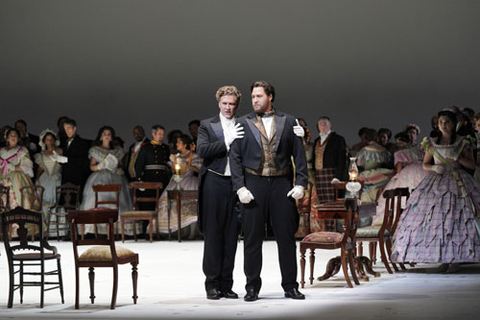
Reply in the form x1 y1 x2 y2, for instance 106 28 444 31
197 85 244 300
230 80 308 301
57 118 91 201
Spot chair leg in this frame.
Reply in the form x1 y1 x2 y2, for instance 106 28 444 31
94 225 98 239
133 220 137 242
56 214 61 241
40 261 45 308
75 266 80 309
348 250 360 285
358 241 363 257
368 242 376 263
340 249 353 288
81 224 85 241
132 262 138 304
111 266 119 310
300 246 306 288
155 217 159 240
7 261 14 308
149 218 153 243
308 249 315 285
20 261 24 304
121 219 125 243
385 239 399 272
378 236 393 274
88 267 95 304
57 258 65 304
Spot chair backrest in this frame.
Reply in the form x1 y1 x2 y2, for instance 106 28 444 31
391 187 410 235
1 207 48 258
333 181 364 201
0 185 10 212
54 182 80 212
68 209 118 264
20 185 44 211
380 187 410 236
92 184 121 209
129 181 163 211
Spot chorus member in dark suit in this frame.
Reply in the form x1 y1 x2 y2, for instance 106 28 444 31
135 125 170 209
57 118 91 201
125 125 149 182
312 116 347 204
197 86 245 300
15 119 40 179
15 119 40 155
230 80 308 301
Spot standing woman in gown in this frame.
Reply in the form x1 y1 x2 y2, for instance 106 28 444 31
35 130 62 212
80 126 139 236
392 110 480 271
0 128 36 209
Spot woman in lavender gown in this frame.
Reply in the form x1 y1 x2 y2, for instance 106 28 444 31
392 110 480 271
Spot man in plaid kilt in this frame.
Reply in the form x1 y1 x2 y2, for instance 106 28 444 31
312 116 347 204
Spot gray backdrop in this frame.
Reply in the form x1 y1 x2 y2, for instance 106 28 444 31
2 0 480 146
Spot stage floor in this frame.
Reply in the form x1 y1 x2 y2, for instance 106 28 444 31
0 240 479 319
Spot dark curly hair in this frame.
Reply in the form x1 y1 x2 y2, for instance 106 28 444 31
94 126 116 149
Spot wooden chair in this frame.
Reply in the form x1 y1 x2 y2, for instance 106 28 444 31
81 184 121 240
20 185 45 241
1 207 64 308
0 185 10 241
47 183 80 241
295 181 314 238
355 187 410 274
68 209 139 310
300 198 360 288
120 182 163 243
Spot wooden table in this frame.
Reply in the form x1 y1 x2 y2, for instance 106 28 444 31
312 199 380 282
167 190 198 242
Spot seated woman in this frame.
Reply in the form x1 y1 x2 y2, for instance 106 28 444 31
80 126 140 236
373 131 428 225
156 134 202 239
392 110 480 272
0 128 36 209
356 128 395 203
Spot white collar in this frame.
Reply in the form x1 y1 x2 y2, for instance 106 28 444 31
219 112 235 124
320 130 332 138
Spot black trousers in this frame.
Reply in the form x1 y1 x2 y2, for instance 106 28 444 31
242 173 299 292
202 172 240 291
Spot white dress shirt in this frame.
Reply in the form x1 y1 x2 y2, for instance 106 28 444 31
220 113 236 176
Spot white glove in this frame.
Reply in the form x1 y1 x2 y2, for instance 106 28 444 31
225 123 245 149
97 160 106 170
432 165 446 175
104 154 118 172
51 151 68 163
287 185 305 200
293 119 305 138
331 178 341 184
237 186 254 204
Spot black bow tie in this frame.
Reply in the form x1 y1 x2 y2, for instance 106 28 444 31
257 110 275 118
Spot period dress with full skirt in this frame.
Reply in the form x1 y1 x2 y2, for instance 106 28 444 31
356 144 395 203
392 136 480 263
372 145 428 225
34 152 62 212
156 151 202 237
0 146 36 209
80 146 140 236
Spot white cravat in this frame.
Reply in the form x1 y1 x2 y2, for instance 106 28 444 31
133 137 146 153
261 116 274 140
320 130 331 145
220 113 236 176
